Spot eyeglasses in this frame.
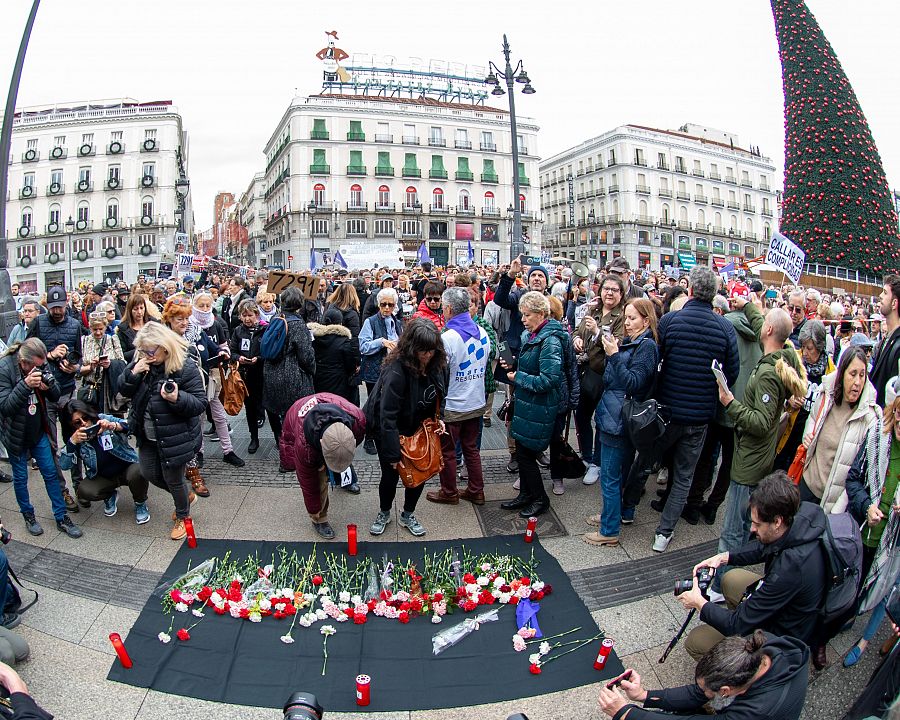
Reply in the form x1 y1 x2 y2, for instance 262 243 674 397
425 296 441 302
602 287 621 293
789 306 805 314
141 346 160 357
379 302 396 308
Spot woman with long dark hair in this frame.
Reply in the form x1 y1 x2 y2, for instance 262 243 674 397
117 293 160 363
364 318 447 538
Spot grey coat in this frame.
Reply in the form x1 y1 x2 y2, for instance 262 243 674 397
263 313 316 415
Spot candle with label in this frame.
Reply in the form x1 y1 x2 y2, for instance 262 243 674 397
594 638 614 671
183 517 197 548
356 674 371 706
348 524 358 556
524 516 537 543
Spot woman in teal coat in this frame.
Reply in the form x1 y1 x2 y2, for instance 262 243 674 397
501 291 563 517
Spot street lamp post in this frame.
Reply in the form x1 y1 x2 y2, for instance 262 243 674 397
308 201 317 259
65 216 75 290
485 35 535 262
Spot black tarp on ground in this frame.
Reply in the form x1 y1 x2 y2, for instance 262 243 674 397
108 536 624 711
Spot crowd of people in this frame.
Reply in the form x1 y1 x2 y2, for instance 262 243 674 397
3 257 900 718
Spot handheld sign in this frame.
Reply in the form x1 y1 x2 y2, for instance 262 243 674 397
267 270 321 301
765 232 805 284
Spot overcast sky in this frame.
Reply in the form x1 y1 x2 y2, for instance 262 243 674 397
2 0 899 230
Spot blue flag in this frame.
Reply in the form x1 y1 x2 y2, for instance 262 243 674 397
333 250 348 269
467 237 475 264
417 243 430 265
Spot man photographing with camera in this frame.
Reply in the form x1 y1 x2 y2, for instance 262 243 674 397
0 339 82 538
676 471 824 660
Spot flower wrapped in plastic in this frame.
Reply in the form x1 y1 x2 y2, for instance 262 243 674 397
152 558 216 599
431 606 501 655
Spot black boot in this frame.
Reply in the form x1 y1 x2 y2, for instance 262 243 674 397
248 438 259 454
500 494 532 510
519 498 550 518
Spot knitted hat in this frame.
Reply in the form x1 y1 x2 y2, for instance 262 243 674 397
321 423 356 473
527 265 550 283
92 282 109 297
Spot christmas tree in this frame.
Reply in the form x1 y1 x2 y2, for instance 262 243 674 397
771 0 899 274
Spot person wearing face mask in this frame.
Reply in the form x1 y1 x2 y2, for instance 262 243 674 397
598 630 809 720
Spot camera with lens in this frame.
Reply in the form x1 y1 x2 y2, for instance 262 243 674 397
283 691 323 720
162 380 177 395
40 370 56 389
0 527 11 545
674 566 715 597
66 350 81 366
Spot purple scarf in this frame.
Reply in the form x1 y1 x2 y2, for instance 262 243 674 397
446 312 479 343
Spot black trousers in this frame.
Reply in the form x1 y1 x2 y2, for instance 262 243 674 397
374 439 424 513
242 369 265 441
687 423 734 512
518 444 549 504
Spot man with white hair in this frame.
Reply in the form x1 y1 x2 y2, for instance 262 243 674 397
805 288 822 319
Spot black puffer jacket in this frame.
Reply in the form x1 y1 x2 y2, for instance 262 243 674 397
119 357 207 467
309 322 360 402
700 501 827 645
0 352 62 455
26 313 86 393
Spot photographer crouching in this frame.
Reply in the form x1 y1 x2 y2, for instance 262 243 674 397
0 340 82 538
677 471 825 660
598 630 808 719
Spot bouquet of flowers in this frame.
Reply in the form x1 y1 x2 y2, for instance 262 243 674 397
432 606 502 655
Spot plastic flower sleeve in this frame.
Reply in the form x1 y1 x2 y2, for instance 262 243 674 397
364 563 379 601
243 575 274 598
432 607 501 655
152 558 216 598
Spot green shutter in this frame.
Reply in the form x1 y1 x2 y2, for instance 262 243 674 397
347 149 366 176
402 153 421 178
456 157 473 181
311 119 329 140
482 159 498 184
429 155 447 179
517 162 530 187
347 120 365 142
310 148 330 174
375 151 394 176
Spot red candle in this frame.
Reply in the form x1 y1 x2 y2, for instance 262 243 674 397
348 524 358 556
356 674 371 706
594 638 614 671
524 516 537 543
184 517 197 548
109 633 133 668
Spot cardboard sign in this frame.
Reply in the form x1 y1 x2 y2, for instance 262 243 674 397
267 270 321 301
764 232 805 284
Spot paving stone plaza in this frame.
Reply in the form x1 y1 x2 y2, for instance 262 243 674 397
0 393 887 719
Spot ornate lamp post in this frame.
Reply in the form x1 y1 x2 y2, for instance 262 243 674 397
484 35 535 262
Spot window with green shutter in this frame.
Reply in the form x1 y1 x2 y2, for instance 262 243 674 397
429 155 447 180
375 151 394 176
347 150 366 176
310 148 330 174
311 119 329 140
517 162 530 186
347 120 365 142
456 157 473 181
402 153 421 178
482 159 498 184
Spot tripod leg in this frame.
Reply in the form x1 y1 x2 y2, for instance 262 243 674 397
659 608 696 664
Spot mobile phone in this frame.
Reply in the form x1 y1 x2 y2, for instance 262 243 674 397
498 341 515 368
517 253 540 266
83 423 101 440
606 670 633 690
98 354 109 361
886 587 900 626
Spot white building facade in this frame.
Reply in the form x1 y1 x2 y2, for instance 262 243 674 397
258 94 540 269
4 99 191 294
540 124 778 272
238 172 266 268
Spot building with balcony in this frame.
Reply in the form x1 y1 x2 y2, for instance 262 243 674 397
540 124 778 272
238 173 266 268
255 47 540 269
4 99 191 294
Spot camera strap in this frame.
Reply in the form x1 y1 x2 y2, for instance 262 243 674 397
7 565 38 614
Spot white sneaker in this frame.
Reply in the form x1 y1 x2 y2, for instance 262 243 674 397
652 532 673 553
707 589 726 604
582 464 600 485
656 467 669 485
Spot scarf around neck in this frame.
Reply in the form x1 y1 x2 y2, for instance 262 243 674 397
192 307 214 329
446 312 479 343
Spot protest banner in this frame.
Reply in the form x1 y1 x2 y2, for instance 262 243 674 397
764 231 806 284
267 270 321 301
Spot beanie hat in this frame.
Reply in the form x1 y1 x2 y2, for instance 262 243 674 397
92 282 109 297
321 423 356 473
527 265 550 283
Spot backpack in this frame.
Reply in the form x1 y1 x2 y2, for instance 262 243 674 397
260 315 291 360
818 511 864 624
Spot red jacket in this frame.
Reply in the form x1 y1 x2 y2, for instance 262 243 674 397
279 393 366 515
411 298 446 329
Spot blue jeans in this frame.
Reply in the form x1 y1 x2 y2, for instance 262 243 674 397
0 549 10 612
713 480 753 593
9 434 67 521
599 441 626 536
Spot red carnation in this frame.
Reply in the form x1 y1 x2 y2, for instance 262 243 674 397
433 592 443 602
177 628 190 641
239 608 250 619
398 611 410 624
312 575 323 586
529 663 541 675
500 584 511 593
197 586 213 603
284 605 296 616
344 607 355 618
462 600 477 612
354 613 367 624
532 591 544 601
273 611 285 619
463 573 476 584
478 590 495 605
410 598 423 612
509 596 520 605
520 577 531 586
367 599 377 611
169 590 183 603
400 601 411 612
543 584 553 596
213 606 227 615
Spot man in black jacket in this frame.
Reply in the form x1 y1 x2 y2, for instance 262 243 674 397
679 471 825 660
0 339 82 538
869 274 900 407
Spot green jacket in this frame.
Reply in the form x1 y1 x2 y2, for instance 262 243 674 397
726 346 806 486
511 321 563 452
717 303 765 427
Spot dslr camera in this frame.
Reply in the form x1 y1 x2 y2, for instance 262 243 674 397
283 691 323 720
39 369 56 389
674 566 715 597
162 380 177 395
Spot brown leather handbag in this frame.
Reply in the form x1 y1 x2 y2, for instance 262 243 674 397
219 362 248 416
398 402 443 488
